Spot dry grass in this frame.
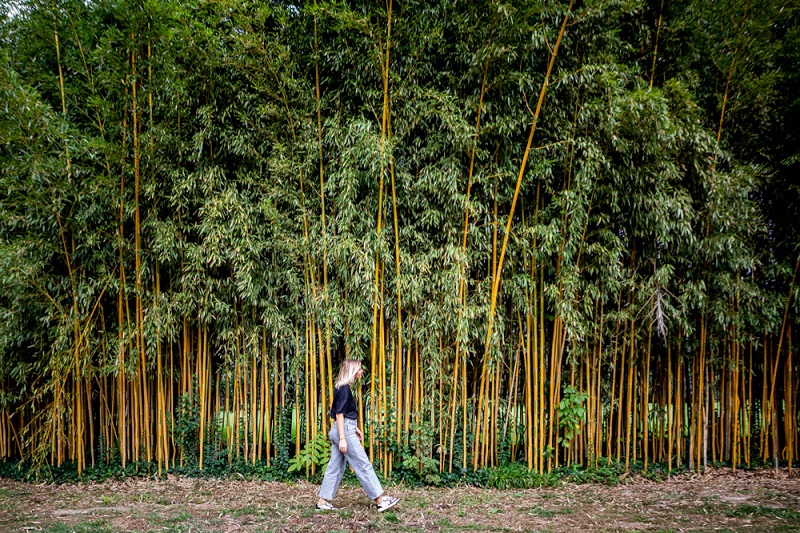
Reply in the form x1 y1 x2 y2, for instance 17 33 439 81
1 468 799 532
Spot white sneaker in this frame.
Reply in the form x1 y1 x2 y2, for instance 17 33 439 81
376 496 400 513
315 501 337 511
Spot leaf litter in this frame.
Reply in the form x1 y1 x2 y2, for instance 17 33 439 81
0 467 798 532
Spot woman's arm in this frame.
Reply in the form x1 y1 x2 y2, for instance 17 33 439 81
336 413 347 454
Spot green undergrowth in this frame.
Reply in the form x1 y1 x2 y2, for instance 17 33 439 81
724 504 800 520
0 456 782 487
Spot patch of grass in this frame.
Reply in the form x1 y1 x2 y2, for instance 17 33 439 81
231 505 259 517
522 506 575 517
725 504 800 520
382 510 400 523
45 520 115 533
255 506 281 519
458 496 478 506
0 490 17 511
100 494 121 506
164 510 193 523
436 518 487 531
0 487 31 498
404 494 430 508
160 525 198 533
337 509 353 519
680 505 710 516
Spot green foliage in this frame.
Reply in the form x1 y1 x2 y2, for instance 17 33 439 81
725 505 800 520
271 405 293 475
288 431 330 474
557 385 588 449
482 463 559 490
399 419 441 485
45 520 114 533
0 0 798 480
171 381 201 464
560 460 628 486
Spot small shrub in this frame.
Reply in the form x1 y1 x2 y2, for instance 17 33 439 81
288 431 330 475
560 460 626 485
482 463 559 489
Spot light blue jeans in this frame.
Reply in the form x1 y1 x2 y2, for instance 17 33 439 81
319 418 383 501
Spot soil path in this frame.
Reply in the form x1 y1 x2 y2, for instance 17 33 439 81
1 468 798 532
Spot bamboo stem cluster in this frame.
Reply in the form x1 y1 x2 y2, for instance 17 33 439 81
1 0 798 479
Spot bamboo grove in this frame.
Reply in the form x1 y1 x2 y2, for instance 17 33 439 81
0 0 799 481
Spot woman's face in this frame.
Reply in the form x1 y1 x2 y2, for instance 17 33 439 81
355 366 363 379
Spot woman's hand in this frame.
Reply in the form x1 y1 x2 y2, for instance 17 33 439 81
355 427 364 441
336 414 347 454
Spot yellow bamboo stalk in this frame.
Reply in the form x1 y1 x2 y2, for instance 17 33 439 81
76 375 83 473
767 255 799 469
472 348 490 469
379 273 387 475
438 339 445 472
316 317 328 440
312 0 333 415
595 302 604 468
473 183 500 469
242 332 250 464
447 331 461 473
131 368 139 462
269 345 278 466
294 327 300 461
199 326 207 469
526 285 535 470
304 320 310 461
643 322 652 471
251 347 257 464
538 257 545 472
509 330 521 462
625 313 635 470
370 2 392 463
483 0 575 352
403 338 412 440
492 358 502 467
225 354 232 466
309 318 318 474
263 343 271 465
258 329 266 462
785 330 793 473
156 267 165 475
1 403 6 459
447 16 494 474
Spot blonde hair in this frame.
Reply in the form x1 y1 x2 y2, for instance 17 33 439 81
334 360 362 389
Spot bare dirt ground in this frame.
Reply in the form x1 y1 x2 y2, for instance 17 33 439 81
1 468 799 532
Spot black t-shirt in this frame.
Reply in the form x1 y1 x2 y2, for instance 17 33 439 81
329 384 358 420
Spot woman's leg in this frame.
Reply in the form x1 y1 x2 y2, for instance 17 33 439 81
342 419 383 501
319 426 346 502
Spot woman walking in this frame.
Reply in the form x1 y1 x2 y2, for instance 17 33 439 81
316 360 400 513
